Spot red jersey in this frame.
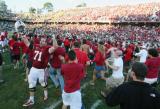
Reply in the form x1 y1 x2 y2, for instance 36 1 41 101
74 48 89 66
50 47 65 68
61 63 84 93
32 44 51 69
145 57 160 78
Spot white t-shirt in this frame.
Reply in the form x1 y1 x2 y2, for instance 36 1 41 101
135 49 148 63
112 57 124 78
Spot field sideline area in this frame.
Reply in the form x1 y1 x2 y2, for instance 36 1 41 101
0 51 120 109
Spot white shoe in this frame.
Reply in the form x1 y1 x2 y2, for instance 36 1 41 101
22 100 34 107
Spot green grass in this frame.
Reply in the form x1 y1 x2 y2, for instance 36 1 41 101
0 51 159 109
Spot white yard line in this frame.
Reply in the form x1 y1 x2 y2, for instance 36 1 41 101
45 81 91 109
90 100 102 109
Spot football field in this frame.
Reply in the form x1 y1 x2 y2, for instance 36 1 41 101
0 51 159 109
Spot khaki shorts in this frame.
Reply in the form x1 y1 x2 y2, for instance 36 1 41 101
106 76 124 89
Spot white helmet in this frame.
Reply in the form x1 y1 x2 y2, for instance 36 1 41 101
15 19 26 33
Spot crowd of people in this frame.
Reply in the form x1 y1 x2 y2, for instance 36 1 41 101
17 3 160 22
25 24 160 44
0 21 160 108
0 20 15 32
0 3 160 108
0 10 15 20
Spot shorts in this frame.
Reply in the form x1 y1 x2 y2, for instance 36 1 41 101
62 90 82 109
28 67 46 88
12 55 20 61
106 76 124 89
95 65 105 71
144 78 158 84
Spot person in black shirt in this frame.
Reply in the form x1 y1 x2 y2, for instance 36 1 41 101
105 62 160 109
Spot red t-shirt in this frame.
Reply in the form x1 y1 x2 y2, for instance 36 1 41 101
74 48 89 66
93 51 105 66
61 63 84 93
145 57 160 78
50 47 65 68
32 44 51 69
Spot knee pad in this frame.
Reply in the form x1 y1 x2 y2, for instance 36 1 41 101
29 87 36 92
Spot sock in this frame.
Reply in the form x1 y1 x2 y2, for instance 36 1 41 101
29 96 34 102
44 90 48 98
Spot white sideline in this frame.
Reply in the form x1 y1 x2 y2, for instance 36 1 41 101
45 81 91 109
90 100 102 109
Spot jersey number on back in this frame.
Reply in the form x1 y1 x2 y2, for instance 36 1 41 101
34 51 42 61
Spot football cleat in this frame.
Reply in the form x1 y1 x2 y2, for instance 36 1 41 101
22 100 34 107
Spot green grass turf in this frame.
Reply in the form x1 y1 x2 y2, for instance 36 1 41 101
0 51 159 109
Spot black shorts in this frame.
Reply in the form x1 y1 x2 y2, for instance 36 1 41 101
12 55 20 61
27 61 32 69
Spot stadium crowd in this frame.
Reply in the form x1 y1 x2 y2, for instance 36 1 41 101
25 24 160 43
17 3 160 22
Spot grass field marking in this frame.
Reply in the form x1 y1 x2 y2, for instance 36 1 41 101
90 99 102 109
45 81 91 109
